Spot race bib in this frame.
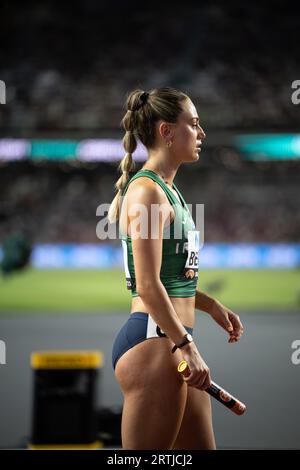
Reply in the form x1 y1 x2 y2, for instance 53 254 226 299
181 230 200 280
146 314 167 338
122 240 135 290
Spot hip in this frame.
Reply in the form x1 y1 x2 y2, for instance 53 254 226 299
112 311 194 371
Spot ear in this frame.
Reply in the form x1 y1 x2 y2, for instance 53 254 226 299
158 121 174 140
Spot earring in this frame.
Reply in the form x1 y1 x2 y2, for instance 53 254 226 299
166 141 172 148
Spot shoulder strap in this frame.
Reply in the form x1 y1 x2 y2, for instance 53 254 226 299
121 169 179 206
172 182 188 210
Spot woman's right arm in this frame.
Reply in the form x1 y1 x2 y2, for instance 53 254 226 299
128 178 211 390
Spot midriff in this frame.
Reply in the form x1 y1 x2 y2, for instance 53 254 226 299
130 295 196 329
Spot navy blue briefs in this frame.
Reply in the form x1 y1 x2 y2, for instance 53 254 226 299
112 311 194 370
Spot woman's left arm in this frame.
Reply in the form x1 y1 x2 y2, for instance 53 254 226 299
195 288 244 343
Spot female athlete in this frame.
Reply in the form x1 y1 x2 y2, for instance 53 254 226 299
108 87 244 450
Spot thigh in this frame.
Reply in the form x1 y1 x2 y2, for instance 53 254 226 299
115 338 188 449
172 385 216 450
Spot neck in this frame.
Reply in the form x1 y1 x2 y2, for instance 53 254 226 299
142 153 179 186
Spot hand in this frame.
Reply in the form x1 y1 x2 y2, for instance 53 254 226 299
209 300 244 343
180 343 212 390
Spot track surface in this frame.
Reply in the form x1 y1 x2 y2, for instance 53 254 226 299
0 310 299 449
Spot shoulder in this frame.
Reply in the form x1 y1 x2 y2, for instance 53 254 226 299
126 176 166 206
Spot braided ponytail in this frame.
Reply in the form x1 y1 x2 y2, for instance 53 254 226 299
107 90 145 223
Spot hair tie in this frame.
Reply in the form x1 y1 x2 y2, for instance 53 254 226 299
140 91 149 105
127 91 149 112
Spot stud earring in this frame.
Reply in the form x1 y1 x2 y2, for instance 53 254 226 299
166 141 172 148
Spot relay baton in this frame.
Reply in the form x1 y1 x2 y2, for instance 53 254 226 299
177 360 246 415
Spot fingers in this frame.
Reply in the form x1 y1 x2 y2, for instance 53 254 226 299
228 329 243 342
228 311 244 342
183 373 198 387
184 368 211 390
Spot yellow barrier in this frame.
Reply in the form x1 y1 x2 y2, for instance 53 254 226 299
29 350 104 450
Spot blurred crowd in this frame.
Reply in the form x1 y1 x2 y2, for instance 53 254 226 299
0 1 299 133
0 1 299 245
0 159 299 244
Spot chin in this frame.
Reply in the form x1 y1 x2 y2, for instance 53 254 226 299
190 152 200 162
183 157 199 165
180 150 200 163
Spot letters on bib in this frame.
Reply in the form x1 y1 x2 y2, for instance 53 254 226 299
181 230 200 280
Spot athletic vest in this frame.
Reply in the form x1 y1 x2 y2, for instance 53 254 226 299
120 169 200 297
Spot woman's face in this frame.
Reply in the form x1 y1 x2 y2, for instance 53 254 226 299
171 99 206 163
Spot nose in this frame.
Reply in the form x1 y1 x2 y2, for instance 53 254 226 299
198 126 206 140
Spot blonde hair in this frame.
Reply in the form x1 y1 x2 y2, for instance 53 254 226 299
107 87 189 223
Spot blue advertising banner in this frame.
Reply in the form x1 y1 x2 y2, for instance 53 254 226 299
0 243 296 269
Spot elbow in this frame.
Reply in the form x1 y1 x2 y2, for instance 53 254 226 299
136 278 162 299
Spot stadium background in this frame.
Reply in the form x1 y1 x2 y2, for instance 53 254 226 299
0 0 299 449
